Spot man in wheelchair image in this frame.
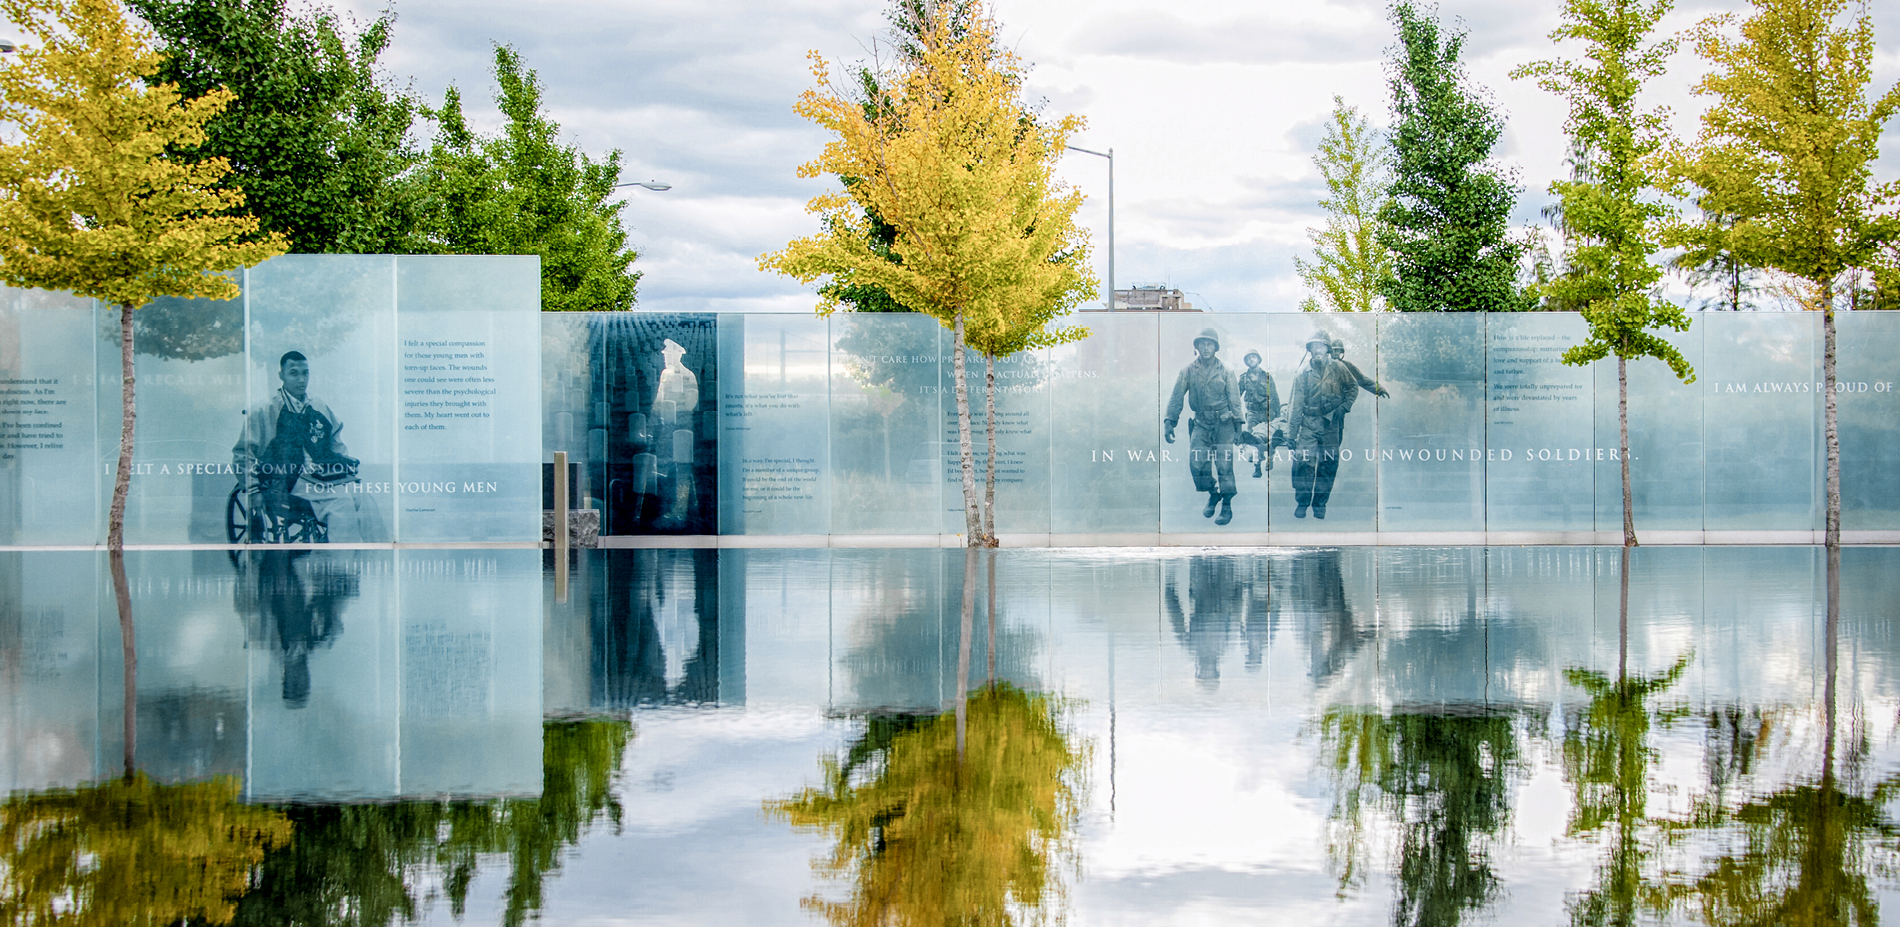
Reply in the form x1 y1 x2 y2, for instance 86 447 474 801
230 351 385 543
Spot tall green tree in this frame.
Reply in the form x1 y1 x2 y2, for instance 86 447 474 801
761 1 1093 547
0 0 287 553
413 47 641 312
1296 97 1395 313
1378 1 1524 313
128 0 421 254
1515 0 1694 548
1658 0 1900 549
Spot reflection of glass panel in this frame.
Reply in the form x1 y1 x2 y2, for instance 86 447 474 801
399 550 541 796
718 315 829 535
1485 314 1593 531
1595 322 1702 531
584 313 719 536
830 548 950 711
1378 313 1484 531
105 284 250 545
246 255 396 544
0 552 103 791
830 315 942 535
1050 314 1159 535
0 290 100 545
1837 313 1900 530
395 256 541 542
1276 313 1378 531
1701 313 1819 530
938 346 1051 536
1156 315 1273 533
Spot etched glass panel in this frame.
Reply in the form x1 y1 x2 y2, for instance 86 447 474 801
1274 313 1378 531
1836 312 1900 529
0 290 100 545
1049 313 1160 535
1485 313 1594 531
829 314 943 535
1701 312 1819 530
718 314 830 535
1156 314 1274 533
1595 321 1703 531
1377 312 1484 531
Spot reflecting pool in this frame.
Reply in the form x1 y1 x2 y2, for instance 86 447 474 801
5 546 1900 924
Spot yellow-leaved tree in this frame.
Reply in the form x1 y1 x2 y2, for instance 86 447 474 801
761 1 1094 546
0 0 287 552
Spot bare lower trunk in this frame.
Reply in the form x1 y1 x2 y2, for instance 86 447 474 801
1619 354 1636 547
1823 283 1840 549
982 353 997 547
109 304 136 551
956 548 976 761
111 551 136 779
953 313 981 545
986 548 997 686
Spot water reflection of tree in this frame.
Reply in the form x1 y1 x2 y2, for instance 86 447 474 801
226 717 631 927
770 683 1085 927
1319 706 1525 926
0 775 292 926
1668 549 1900 926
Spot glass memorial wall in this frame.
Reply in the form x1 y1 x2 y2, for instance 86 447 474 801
0 254 542 547
535 310 1898 539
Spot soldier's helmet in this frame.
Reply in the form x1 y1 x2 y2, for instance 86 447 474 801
1193 328 1221 352
1243 350 1262 365
1330 337 1348 359
1305 331 1335 352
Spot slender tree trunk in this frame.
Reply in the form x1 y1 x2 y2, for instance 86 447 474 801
956 547 976 762
1619 354 1636 547
982 352 998 547
111 550 136 779
1822 281 1840 549
953 313 981 545
109 304 136 552
986 548 997 686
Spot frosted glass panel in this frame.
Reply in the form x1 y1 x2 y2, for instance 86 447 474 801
939 345 1051 535
1701 312 1819 529
1837 312 1900 529
0 292 99 545
1595 323 1703 530
395 256 541 542
1156 314 1274 533
1377 312 1484 531
719 314 829 535
829 314 943 535
1485 314 1593 531
1274 313 1378 531
1050 313 1159 534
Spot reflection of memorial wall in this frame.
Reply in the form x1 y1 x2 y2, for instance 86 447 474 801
0 550 542 800
540 310 1900 539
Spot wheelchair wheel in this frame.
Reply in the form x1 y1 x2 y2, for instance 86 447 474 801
226 489 248 543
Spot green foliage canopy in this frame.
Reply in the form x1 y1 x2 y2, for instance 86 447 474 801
1296 96 1395 313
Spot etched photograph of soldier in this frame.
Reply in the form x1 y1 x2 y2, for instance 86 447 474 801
1164 328 1246 525
1283 330 1388 519
232 350 386 542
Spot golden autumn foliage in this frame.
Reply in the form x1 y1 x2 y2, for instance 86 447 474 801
769 684 1087 927
0 0 285 307
0 775 292 926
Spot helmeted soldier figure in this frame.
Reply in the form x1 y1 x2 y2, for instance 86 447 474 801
1284 330 1360 519
1164 328 1244 525
1330 337 1390 400
1237 350 1280 478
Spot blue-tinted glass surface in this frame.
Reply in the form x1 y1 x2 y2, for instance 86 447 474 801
1836 312 1900 529
1049 313 1160 535
395 256 541 542
828 314 943 535
1274 313 1378 531
718 314 830 535
937 345 1053 536
1594 320 1703 531
1485 314 1594 531
1701 312 1819 529
0 290 100 545
1376 312 1485 531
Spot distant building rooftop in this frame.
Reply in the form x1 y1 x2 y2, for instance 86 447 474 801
1094 285 1197 311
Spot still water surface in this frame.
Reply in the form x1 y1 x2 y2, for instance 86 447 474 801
4 546 1899 925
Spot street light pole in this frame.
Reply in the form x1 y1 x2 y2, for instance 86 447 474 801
1066 145 1112 310
614 181 672 191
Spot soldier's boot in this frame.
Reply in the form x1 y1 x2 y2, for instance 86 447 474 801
1252 455 1263 478
1312 502 1327 520
1203 491 1219 518
1295 503 1308 518
1216 494 1234 526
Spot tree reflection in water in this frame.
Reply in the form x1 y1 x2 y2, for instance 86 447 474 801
224 717 631 927
0 775 291 926
770 683 1086 927
1319 706 1525 926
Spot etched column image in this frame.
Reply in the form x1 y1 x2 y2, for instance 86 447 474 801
1270 313 1378 531
587 313 718 536
1157 315 1271 533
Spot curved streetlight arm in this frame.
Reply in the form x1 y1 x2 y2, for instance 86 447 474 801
1065 145 1112 309
614 181 672 191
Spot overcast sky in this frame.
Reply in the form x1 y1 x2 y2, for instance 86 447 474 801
347 0 1899 313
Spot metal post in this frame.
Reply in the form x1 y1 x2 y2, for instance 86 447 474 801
553 450 569 603
1066 144 1114 309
